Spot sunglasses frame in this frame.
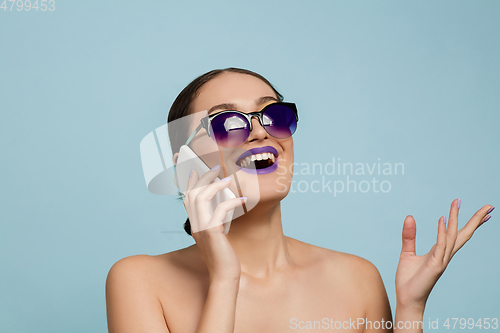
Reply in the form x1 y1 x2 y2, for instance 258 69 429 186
184 102 298 147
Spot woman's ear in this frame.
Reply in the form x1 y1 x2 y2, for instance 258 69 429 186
173 152 179 166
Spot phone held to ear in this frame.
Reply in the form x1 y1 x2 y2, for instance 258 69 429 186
175 145 236 234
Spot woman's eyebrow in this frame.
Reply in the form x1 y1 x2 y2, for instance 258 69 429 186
256 96 279 105
208 103 237 115
207 96 279 115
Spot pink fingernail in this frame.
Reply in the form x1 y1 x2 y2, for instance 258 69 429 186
443 216 447 225
240 196 247 202
487 206 495 214
211 165 221 171
457 199 461 209
484 215 491 222
221 176 231 182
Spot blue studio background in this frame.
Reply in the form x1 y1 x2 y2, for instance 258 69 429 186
1 1 499 332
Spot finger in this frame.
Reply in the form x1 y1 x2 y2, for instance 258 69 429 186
193 165 223 189
478 206 495 226
186 169 199 192
434 216 447 262
445 199 460 260
194 197 247 233
194 177 233 221
210 197 247 226
185 165 221 205
184 170 201 227
186 166 228 232
479 214 492 226
184 169 199 212
401 215 416 256
451 205 494 258
196 176 233 204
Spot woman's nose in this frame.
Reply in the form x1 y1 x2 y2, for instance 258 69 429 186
247 116 268 142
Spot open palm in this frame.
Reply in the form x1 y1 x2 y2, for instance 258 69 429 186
395 199 494 311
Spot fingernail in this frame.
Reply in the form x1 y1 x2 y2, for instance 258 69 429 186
443 216 447 225
210 165 220 171
457 199 461 209
487 206 495 214
189 169 193 178
221 176 231 182
240 196 247 202
484 215 491 222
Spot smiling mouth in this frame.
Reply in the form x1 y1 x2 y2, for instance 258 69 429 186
236 152 276 169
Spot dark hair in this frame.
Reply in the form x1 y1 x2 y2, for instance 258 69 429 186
167 67 284 235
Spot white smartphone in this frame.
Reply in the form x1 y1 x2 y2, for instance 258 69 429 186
175 145 236 234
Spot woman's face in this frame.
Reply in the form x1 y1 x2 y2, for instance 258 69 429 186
186 72 295 205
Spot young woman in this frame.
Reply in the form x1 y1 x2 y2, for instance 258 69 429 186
105 68 494 333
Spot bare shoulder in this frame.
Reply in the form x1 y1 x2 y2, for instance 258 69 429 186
106 254 158 285
118 244 201 272
107 245 204 291
105 255 161 302
105 254 181 332
107 253 166 276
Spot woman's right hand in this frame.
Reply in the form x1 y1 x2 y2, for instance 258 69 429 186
184 165 246 282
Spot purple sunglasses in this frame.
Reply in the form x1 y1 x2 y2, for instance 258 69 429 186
184 102 298 148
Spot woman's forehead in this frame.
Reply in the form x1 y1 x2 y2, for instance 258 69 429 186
192 72 277 112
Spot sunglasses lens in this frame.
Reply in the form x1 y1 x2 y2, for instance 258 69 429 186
208 112 250 147
263 104 297 139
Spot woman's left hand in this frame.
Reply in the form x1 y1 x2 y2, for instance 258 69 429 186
395 199 494 313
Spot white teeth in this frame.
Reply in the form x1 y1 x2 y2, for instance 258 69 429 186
239 152 276 168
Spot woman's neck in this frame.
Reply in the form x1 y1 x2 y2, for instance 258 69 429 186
226 201 293 279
